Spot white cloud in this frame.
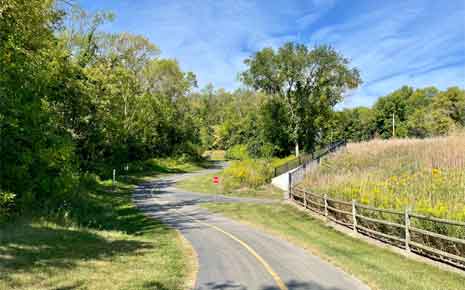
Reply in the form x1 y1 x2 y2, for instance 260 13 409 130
308 1 465 107
84 0 465 105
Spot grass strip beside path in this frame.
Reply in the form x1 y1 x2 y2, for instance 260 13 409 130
203 202 465 290
176 172 283 200
0 160 202 290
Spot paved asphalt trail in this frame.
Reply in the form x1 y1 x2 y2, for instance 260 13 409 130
133 165 370 290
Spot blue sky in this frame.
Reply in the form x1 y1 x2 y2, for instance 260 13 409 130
78 0 465 107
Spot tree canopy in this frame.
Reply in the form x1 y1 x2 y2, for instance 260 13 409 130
241 43 362 155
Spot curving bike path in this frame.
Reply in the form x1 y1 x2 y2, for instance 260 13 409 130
133 166 370 290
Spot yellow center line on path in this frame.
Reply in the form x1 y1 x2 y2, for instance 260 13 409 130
175 210 289 290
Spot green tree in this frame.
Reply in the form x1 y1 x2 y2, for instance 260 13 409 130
0 0 77 209
260 97 291 157
241 42 361 155
329 107 375 143
432 87 465 127
373 86 413 138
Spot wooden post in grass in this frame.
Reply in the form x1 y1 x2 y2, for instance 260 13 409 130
352 200 357 233
303 191 307 208
112 169 116 191
405 207 411 252
324 194 328 218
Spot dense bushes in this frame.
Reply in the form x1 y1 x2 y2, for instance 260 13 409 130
225 144 249 160
0 1 201 217
223 159 273 190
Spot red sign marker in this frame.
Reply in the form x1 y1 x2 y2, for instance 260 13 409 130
213 176 219 184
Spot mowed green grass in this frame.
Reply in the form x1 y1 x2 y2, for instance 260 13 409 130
176 172 283 200
203 202 465 290
0 160 200 290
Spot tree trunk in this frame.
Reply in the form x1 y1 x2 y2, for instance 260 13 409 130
295 142 300 157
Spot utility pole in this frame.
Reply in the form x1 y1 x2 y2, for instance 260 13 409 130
392 112 396 138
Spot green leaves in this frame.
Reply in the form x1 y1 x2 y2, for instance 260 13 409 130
241 42 362 153
332 86 465 142
0 1 200 215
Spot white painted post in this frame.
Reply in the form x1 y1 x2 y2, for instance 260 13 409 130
352 200 357 233
288 173 292 200
405 207 411 252
112 169 116 189
324 194 328 218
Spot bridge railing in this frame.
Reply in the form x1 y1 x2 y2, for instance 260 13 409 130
288 140 347 187
273 140 347 178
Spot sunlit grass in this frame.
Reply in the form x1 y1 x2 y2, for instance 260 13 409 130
302 133 465 221
0 159 200 290
176 172 283 200
203 202 465 290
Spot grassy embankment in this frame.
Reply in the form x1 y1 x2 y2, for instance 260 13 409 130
0 158 205 290
177 152 292 200
302 134 465 220
204 202 465 290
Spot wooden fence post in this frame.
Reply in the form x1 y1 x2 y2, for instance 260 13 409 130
324 194 328 218
352 200 357 233
405 207 411 252
303 191 307 208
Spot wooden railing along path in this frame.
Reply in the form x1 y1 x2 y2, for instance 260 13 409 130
286 139 464 269
290 185 465 269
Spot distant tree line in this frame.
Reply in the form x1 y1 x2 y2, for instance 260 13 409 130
326 86 465 144
194 55 464 157
195 84 464 160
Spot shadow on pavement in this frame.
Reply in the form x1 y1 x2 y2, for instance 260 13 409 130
196 279 349 290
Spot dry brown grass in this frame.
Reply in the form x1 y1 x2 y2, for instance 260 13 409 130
303 133 465 220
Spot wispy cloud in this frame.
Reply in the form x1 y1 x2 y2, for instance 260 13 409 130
309 0 465 106
79 0 465 107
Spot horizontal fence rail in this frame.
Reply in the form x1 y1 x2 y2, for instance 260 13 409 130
290 187 465 269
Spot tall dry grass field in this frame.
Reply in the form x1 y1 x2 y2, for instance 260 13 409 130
303 133 465 221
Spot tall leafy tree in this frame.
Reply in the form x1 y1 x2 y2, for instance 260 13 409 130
0 0 77 208
373 86 413 138
241 42 361 155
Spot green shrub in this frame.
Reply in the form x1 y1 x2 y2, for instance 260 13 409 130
225 144 250 160
223 159 272 189
0 191 16 219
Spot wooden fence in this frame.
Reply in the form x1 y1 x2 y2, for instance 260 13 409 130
290 187 465 269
